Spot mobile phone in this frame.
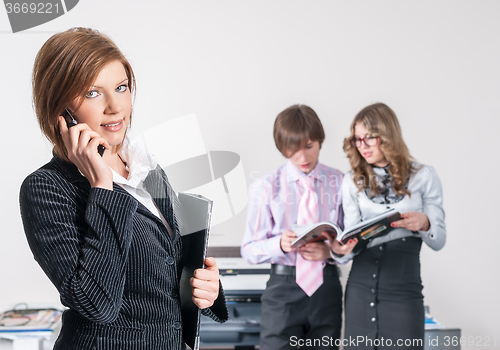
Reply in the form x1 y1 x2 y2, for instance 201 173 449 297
63 108 78 128
63 109 105 157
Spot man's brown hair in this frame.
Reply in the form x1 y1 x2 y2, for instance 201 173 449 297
273 104 325 158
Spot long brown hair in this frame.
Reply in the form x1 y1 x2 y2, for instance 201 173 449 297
343 103 417 197
32 27 136 161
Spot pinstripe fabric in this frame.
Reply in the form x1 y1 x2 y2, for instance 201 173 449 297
19 155 228 350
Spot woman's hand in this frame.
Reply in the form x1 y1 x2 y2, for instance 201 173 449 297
322 231 358 257
191 257 220 309
280 230 297 253
391 211 430 232
58 116 112 189
298 241 330 260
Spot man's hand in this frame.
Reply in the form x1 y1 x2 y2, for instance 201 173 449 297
280 230 297 253
298 241 330 260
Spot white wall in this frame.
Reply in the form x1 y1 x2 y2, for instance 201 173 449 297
1 1 498 348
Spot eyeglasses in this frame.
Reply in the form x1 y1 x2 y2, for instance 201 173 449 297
351 135 379 148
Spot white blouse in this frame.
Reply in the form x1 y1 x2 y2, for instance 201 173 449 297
334 163 446 263
111 136 173 237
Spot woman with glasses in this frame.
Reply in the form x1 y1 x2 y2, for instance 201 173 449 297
328 103 446 349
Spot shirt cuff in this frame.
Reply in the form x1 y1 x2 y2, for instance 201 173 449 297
417 219 436 240
270 234 287 260
330 250 353 265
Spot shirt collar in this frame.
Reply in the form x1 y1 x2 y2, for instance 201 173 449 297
371 163 390 176
112 135 158 189
285 159 323 183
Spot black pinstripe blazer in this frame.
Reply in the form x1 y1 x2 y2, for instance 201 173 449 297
19 155 228 350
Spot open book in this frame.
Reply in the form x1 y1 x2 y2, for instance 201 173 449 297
178 193 213 350
291 209 401 249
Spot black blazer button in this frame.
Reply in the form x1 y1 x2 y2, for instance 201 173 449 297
173 321 182 330
167 257 175 265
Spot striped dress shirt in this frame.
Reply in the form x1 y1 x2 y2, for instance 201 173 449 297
241 160 344 266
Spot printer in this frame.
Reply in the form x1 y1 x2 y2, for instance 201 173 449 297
199 247 269 349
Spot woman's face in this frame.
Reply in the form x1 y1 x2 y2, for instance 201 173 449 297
69 60 131 151
354 122 388 167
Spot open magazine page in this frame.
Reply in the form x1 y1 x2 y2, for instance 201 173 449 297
291 222 341 249
338 209 401 244
290 209 401 249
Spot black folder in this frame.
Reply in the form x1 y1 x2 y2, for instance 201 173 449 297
178 193 213 350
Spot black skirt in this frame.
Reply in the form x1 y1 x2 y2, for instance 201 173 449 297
344 237 424 350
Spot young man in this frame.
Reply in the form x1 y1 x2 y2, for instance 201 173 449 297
241 104 344 350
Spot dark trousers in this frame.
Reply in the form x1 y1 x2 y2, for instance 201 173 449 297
260 265 342 350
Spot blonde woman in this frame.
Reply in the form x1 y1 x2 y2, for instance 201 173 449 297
329 103 446 350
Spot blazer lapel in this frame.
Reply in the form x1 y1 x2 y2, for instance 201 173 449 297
142 166 180 239
51 156 180 240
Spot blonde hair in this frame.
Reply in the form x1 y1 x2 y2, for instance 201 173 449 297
343 103 417 197
32 27 136 161
273 104 325 157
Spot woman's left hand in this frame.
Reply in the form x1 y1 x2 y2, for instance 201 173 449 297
191 257 220 309
391 211 430 232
